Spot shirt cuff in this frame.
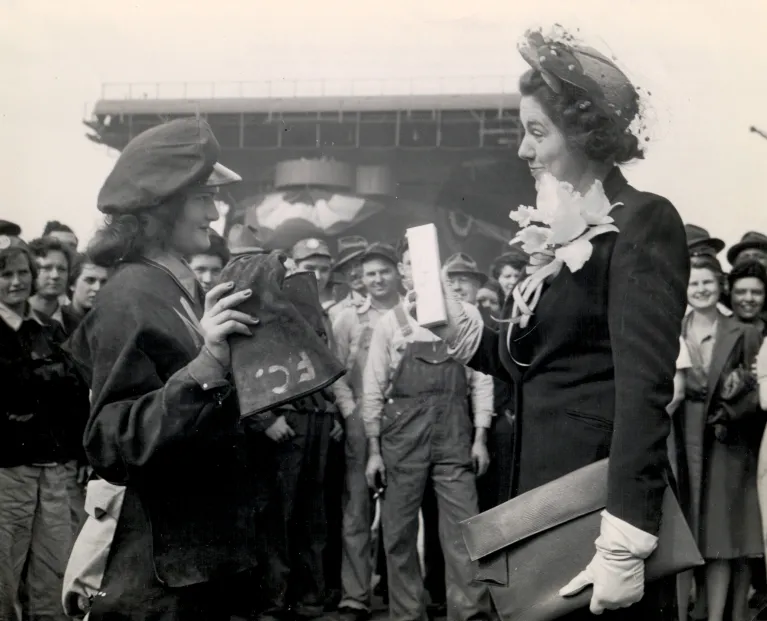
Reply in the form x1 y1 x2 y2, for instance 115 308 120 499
600 510 659 559
188 347 229 392
364 419 380 438
473 412 493 429
445 302 483 365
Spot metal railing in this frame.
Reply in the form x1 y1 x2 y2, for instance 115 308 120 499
100 76 518 100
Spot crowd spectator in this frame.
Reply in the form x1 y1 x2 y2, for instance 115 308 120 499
490 248 527 300
188 229 230 294
0 236 89 621
42 221 79 252
28 237 73 324
728 260 767 335
681 255 763 621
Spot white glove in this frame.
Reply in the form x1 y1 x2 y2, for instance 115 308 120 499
559 511 658 615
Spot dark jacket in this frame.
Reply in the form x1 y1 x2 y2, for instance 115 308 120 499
678 313 763 543
469 168 689 535
66 260 259 606
0 307 89 467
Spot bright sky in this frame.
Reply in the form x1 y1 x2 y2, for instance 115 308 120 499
1 0 766 253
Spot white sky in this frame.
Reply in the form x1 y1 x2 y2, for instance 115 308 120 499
1 0 766 252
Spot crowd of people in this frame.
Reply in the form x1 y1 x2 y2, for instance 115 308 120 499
1 25 766 621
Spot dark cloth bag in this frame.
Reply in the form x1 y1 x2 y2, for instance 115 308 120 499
460 459 703 621
219 252 345 418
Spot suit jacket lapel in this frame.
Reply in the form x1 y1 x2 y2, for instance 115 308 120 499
705 315 741 413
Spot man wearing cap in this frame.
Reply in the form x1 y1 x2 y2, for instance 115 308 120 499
331 242 403 621
328 236 369 324
728 231 767 269
247 238 342 619
360 238 492 621
292 238 336 311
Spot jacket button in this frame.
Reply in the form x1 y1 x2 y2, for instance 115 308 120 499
387 398 394 404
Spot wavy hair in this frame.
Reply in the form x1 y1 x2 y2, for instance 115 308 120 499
519 69 644 165
87 196 185 268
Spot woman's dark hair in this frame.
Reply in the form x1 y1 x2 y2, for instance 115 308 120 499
28 236 75 274
519 69 644 165
0 247 37 293
88 197 185 268
42 220 75 236
728 259 767 293
491 254 527 279
480 277 503 298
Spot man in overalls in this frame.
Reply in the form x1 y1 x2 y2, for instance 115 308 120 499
332 243 402 621
360 241 492 621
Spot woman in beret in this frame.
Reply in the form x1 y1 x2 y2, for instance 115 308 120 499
432 28 690 619
66 118 260 621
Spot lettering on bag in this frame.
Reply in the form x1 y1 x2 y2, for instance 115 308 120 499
253 351 317 395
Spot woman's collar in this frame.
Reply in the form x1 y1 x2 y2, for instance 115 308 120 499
602 167 628 202
0 301 43 332
142 251 200 301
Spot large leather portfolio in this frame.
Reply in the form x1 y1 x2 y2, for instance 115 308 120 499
460 459 703 620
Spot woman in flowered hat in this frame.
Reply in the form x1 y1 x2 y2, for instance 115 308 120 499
429 26 690 619
65 118 261 620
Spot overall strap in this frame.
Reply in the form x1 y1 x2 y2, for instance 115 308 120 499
393 304 413 338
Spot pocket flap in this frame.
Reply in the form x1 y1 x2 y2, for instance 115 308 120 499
460 459 607 562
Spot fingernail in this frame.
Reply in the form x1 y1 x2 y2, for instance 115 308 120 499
227 281 235 288
248 317 259 324
242 289 252 297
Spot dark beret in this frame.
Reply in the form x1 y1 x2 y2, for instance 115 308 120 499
97 117 240 215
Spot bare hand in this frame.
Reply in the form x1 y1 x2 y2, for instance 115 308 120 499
200 281 259 368
472 440 490 477
330 419 344 442
265 416 295 443
365 454 386 490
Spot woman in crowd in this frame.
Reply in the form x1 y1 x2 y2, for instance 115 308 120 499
489 250 527 301
66 118 261 620
681 255 763 621
0 236 89 621
728 260 767 336
432 28 690 619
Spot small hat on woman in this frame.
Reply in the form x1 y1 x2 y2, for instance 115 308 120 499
517 28 638 130
97 118 241 215
727 231 767 266
684 224 725 258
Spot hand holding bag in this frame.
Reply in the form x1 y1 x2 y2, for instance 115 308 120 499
460 459 703 621
219 251 345 418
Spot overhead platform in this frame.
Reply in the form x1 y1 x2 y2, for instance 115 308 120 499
83 79 534 268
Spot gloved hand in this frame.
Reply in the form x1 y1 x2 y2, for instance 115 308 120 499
559 510 658 615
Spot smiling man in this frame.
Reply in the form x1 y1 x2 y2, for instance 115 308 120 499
331 242 402 621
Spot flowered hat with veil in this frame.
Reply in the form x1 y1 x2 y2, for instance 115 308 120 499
517 26 642 133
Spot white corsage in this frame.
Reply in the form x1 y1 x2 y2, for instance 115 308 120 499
507 173 621 336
